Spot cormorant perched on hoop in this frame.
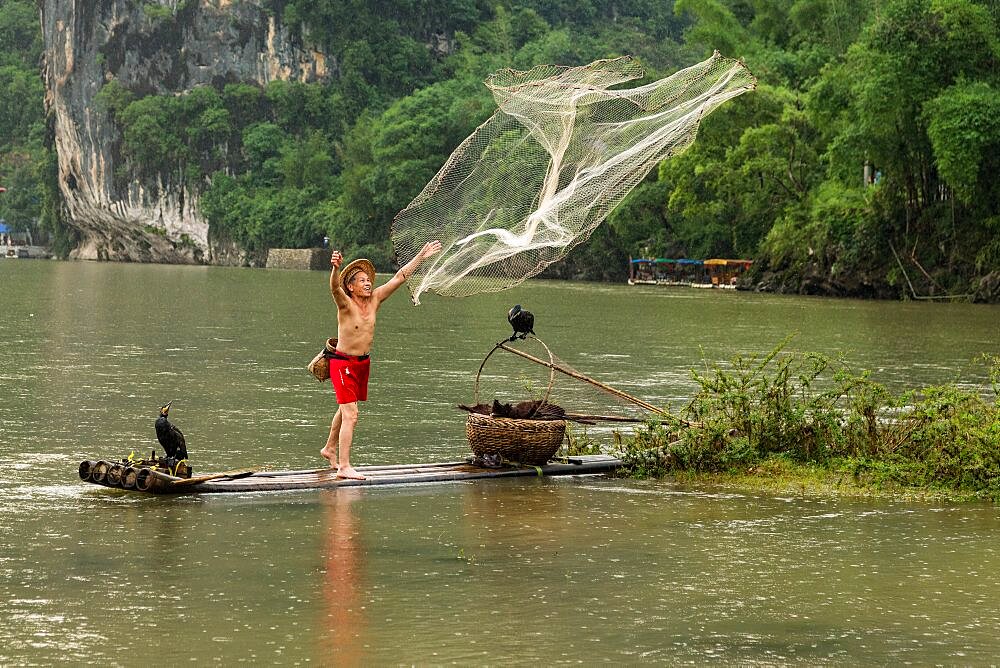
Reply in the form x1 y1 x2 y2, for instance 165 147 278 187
507 304 535 341
155 401 188 460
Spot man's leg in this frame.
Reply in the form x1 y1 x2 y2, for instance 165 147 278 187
336 402 364 479
320 407 342 468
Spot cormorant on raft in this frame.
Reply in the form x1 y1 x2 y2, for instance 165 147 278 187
458 399 566 420
155 401 188 460
507 305 535 341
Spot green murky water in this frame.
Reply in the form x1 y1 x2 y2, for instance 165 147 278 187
2 260 998 664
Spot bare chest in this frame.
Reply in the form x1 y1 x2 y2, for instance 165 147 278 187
341 301 377 334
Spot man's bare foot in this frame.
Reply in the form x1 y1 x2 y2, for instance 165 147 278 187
319 447 338 469
336 465 365 480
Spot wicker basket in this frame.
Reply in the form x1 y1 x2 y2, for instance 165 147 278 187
466 412 565 465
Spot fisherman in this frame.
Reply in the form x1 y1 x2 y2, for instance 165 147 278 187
321 240 442 479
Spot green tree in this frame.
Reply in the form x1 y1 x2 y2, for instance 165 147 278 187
925 81 1000 274
329 76 492 252
0 0 48 241
241 122 287 184
924 81 1000 204
0 65 45 152
0 156 43 231
829 0 1000 291
657 83 797 258
118 95 186 176
95 79 135 119
0 1 42 68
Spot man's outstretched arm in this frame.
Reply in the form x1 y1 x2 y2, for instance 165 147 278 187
374 241 442 303
329 250 350 309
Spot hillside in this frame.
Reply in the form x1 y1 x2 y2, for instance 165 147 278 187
3 0 998 300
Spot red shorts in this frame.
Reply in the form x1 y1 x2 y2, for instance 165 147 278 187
329 353 370 404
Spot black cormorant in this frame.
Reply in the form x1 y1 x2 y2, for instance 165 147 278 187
155 401 188 460
507 304 535 341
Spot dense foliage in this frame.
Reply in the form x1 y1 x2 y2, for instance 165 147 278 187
6 1 1000 297
615 343 1000 500
0 0 54 242
93 1 693 267
613 0 1000 299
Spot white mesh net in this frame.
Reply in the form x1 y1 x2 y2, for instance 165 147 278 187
391 51 757 304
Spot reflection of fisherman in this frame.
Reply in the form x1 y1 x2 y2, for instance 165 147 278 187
320 488 365 661
320 240 442 479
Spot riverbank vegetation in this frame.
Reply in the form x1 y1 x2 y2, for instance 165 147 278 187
4 1 1000 300
611 343 1000 501
0 1 55 243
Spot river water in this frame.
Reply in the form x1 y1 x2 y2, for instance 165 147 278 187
1 260 998 664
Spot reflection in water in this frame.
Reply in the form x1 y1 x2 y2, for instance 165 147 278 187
462 481 569 551
319 489 366 664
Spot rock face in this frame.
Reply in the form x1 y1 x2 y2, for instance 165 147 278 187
973 271 1000 303
41 0 329 263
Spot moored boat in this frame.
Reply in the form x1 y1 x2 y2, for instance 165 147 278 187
628 256 752 288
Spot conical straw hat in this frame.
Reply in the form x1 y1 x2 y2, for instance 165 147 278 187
341 258 376 292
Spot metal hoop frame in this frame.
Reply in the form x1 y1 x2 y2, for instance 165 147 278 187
474 336 557 414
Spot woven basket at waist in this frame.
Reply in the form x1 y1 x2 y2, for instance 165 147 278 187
466 413 566 465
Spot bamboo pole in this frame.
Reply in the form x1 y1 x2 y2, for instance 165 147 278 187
497 342 698 427
563 413 646 424
171 469 256 487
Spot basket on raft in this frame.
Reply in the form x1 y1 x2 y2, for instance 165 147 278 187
466 337 565 465
466 413 566 465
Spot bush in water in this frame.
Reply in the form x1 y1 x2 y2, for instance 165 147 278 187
615 342 1000 500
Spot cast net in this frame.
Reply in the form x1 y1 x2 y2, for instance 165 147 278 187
391 51 756 304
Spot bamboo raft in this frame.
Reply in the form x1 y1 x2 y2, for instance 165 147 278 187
79 455 622 494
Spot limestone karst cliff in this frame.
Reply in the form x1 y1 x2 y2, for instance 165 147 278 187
41 0 328 263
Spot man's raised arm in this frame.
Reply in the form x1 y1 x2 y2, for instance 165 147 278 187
329 250 350 308
374 240 442 302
